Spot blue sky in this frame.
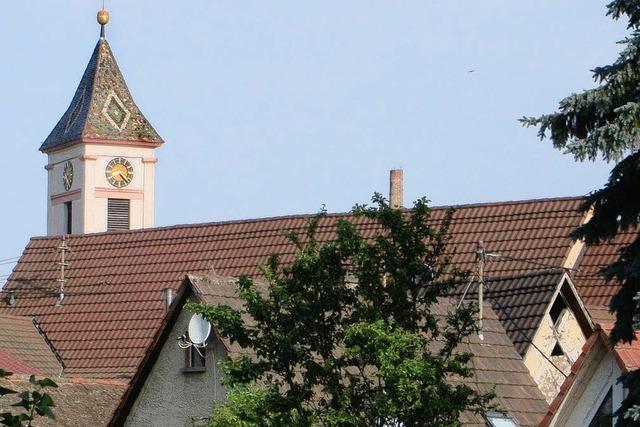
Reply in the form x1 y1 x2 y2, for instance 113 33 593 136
0 1 628 277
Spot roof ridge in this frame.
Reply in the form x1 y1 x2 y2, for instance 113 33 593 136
79 39 103 139
32 318 65 374
28 195 585 242
431 195 584 211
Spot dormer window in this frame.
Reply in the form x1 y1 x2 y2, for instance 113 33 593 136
548 292 572 358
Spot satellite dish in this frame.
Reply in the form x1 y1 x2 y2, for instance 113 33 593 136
188 314 211 346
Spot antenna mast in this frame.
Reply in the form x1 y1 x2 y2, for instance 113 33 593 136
476 240 485 340
56 237 70 306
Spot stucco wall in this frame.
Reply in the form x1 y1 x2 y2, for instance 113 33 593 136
46 145 85 235
125 309 228 427
46 143 156 235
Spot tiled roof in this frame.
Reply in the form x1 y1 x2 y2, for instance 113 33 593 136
0 313 62 376
455 299 549 426
586 304 640 371
40 37 163 152
572 227 639 306
1 197 583 379
452 270 565 355
586 304 616 326
190 274 548 426
0 375 126 426
0 349 39 376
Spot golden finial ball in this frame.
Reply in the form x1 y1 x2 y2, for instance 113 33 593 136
97 9 110 26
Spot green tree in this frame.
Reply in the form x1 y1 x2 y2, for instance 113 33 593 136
521 1 640 422
188 196 494 427
0 369 57 427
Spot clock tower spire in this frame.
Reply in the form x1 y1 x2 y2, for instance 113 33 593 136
42 9 163 236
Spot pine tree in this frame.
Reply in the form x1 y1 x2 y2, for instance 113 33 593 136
521 1 640 422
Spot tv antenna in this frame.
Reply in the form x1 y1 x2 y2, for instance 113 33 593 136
56 237 70 306
177 314 211 356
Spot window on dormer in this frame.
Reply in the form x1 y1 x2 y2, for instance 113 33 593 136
549 295 568 326
550 341 565 357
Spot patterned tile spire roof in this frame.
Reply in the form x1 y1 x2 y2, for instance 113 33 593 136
40 34 163 152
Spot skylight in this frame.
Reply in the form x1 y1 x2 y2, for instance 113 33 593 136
485 412 519 427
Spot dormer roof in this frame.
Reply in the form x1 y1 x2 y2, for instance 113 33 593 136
40 37 163 153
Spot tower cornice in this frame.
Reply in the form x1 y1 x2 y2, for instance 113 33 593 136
41 137 163 155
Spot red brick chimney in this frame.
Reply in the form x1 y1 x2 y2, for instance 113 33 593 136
389 169 403 209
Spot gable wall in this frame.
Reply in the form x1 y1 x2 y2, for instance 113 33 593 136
523 297 586 402
125 309 227 427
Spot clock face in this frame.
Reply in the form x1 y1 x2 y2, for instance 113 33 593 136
106 157 134 188
62 161 73 191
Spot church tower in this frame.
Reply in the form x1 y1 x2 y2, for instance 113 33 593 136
42 10 163 236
